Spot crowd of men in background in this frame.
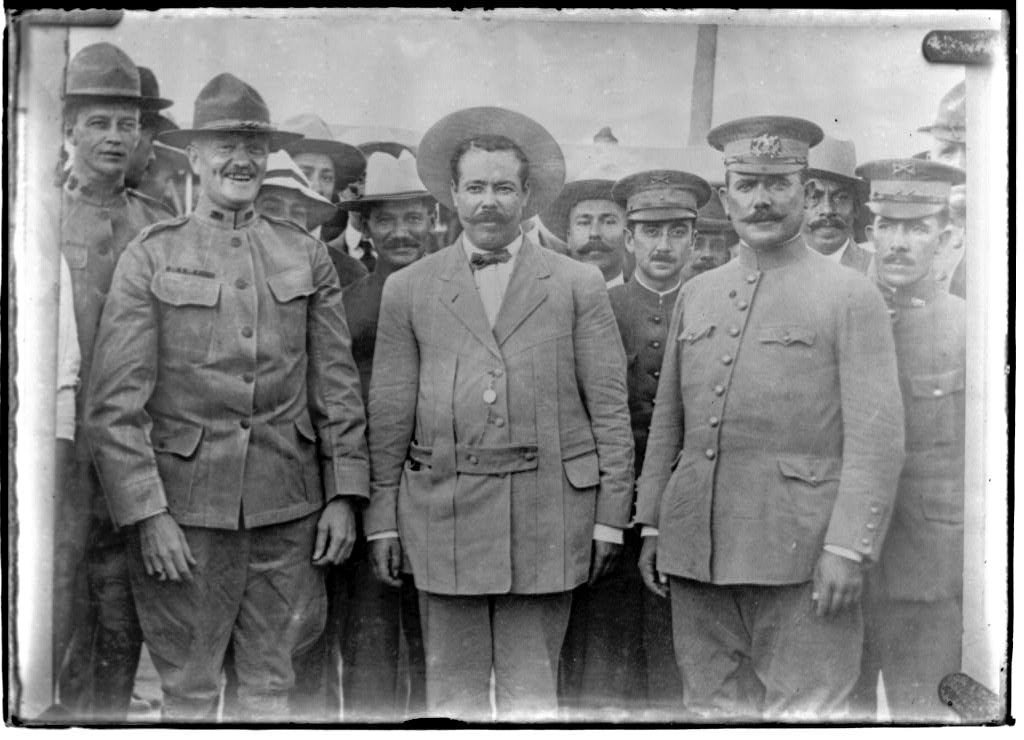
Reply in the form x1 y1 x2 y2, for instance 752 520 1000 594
45 41 968 724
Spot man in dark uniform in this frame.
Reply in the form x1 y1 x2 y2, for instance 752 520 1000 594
682 190 736 282
851 158 967 721
85 73 369 721
636 116 905 719
585 169 712 719
54 42 174 721
327 148 435 720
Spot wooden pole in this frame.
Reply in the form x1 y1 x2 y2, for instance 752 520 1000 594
688 24 718 145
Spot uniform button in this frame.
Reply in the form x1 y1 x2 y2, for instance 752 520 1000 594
650 340 661 349
866 523 876 531
932 388 943 397
783 332 791 342
708 416 720 427
493 368 503 377
242 372 254 383
240 419 250 430
651 370 660 379
728 289 737 298
241 326 253 338
737 300 749 311
870 505 881 514
728 326 740 337
721 354 733 365
713 384 725 396
235 278 249 290
809 473 817 482
468 455 479 465
747 273 759 283
651 315 663 324
704 448 716 460
230 236 242 247
861 538 871 546
155 440 167 450
493 416 505 428
524 451 537 461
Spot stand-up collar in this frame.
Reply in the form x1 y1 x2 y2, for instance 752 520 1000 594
877 272 940 309
192 193 257 229
64 172 127 206
736 232 808 271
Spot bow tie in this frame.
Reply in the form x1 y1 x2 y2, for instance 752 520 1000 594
469 248 513 271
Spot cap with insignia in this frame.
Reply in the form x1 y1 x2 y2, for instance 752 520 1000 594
696 191 735 234
707 115 824 174
855 158 966 219
64 43 141 103
611 170 712 223
918 81 965 144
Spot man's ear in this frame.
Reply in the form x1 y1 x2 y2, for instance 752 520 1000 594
450 180 458 207
864 224 874 243
717 186 731 219
623 226 635 255
520 179 531 212
937 224 952 251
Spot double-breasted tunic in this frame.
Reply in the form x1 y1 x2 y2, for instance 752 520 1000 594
636 238 905 585
365 236 634 595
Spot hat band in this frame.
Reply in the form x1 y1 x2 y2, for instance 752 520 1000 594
870 192 947 205
724 155 806 167
196 119 274 132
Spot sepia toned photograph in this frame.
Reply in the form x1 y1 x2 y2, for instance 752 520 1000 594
5 8 1011 728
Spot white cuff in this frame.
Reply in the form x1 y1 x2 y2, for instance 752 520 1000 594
592 524 623 545
824 544 863 563
366 530 399 542
640 526 659 538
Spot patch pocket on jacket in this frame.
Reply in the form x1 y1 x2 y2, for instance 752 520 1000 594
917 482 964 525
151 272 221 363
152 420 204 515
776 454 841 535
267 268 316 354
906 369 964 448
758 325 816 347
678 323 715 344
563 450 600 490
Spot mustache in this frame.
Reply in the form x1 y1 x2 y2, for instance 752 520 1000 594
808 216 849 231
467 210 509 225
382 235 423 251
223 166 257 178
577 239 615 256
649 252 676 263
882 254 915 266
742 209 784 223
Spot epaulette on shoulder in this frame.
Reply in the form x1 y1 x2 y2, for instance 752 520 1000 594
136 214 189 242
127 187 177 217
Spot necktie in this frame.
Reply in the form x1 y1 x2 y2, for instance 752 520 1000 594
469 248 512 271
357 240 376 272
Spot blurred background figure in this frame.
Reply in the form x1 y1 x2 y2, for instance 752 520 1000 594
683 190 736 282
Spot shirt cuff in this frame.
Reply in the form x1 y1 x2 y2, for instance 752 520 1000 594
824 544 864 563
593 524 623 545
366 530 399 542
641 526 659 538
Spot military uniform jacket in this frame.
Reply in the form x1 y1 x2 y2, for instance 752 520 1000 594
870 278 966 601
365 236 634 596
60 175 172 458
85 195 369 530
608 278 679 475
636 237 905 585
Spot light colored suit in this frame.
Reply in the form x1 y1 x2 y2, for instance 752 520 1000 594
365 235 634 596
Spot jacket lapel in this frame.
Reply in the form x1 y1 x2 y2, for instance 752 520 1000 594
437 238 502 359
492 237 550 347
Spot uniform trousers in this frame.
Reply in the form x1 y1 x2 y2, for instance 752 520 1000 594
853 592 962 722
669 576 862 720
127 512 326 721
419 590 572 722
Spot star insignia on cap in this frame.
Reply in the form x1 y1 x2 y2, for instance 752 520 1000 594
893 161 916 176
750 133 783 158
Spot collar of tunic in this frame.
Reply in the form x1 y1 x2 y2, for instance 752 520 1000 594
736 232 808 271
64 173 128 207
877 271 940 309
632 271 681 299
193 193 257 230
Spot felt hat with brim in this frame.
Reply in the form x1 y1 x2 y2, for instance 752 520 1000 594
417 106 565 219
158 73 302 151
282 113 367 187
259 150 337 227
359 141 417 159
708 115 823 175
918 81 965 144
64 42 141 103
137 66 173 110
337 150 432 212
696 190 735 233
855 158 965 220
540 179 616 241
805 136 868 201
611 170 712 223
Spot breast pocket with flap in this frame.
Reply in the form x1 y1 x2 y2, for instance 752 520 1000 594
151 272 221 363
267 268 316 354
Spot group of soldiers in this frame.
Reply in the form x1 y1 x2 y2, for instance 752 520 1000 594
48 40 968 723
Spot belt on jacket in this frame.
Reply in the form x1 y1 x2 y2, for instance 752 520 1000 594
409 442 540 475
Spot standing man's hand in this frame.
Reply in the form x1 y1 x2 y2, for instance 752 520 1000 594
639 535 669 598
588 540 622 585
369 537 403 587
312 497 358 566
139 511 196 583
811 550 864 618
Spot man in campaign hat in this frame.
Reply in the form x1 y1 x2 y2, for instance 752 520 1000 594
364 106 633 720
53 42 175 721
636 115 904 719
682 190 737 282
542 177 628 288
85 73 369 721
919 81 966 170
850 158 967 721
801 136 873 274
125 66 176 190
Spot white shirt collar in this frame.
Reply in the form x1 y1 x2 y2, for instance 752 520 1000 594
461 230 524 261
345 222 365 251
633 271 681 298
825 238 851 263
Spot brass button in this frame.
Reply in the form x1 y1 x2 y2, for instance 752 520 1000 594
728 289 737 298
737 300 749 311
704 448 716 460
650 340 661 349
524 451 537 461
651 370 660 379
721 354 733 365
747 273 759 284
708 416 720 427
652 315 663 324
870 505 881 514
240 419 250 430
241 326 253 338
242 372 254 383
468 455 479 465
728 326 740 337
493 368 503 377
713 384 725 396
932 388 943 397
861 538 871 546
235 278 249 290
230 236 242 247
866 523 876 531
809 473 817 482
783 332 791 342
493 417 505 428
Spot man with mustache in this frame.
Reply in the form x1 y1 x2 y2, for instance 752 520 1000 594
543 177 629 287
365 107 633 720
85 73 369 721
683 191 737 282
636 116 905 719
801 137 873 274
850 158 967 721
54 43 173 721
556 169 712 719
